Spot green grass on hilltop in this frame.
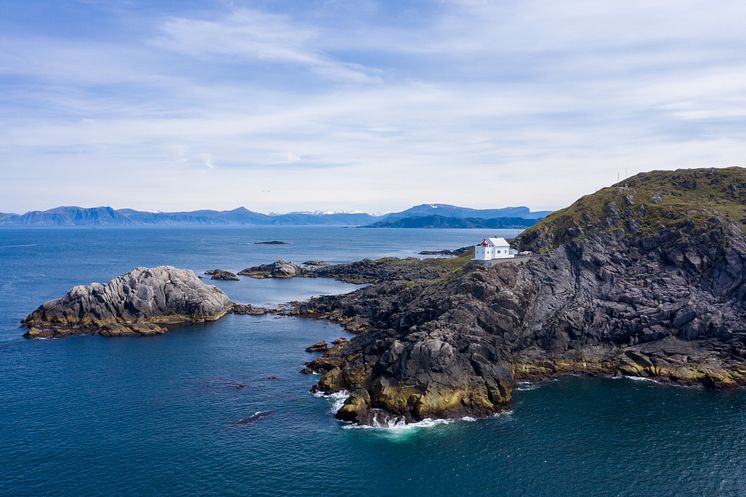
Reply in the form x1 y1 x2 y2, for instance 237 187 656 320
518 167 746 250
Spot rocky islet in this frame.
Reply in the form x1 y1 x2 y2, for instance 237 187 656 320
22 266 234 338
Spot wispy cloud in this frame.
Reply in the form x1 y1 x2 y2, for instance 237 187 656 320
151 9 379 83
1 0 745 213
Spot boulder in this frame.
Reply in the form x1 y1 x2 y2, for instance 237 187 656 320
336 389 371 422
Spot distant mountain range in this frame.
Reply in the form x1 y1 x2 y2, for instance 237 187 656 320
384 204 551 220
0 203 550 227
366 215 539 229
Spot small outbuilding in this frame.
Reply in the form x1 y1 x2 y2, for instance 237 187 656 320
473 237 515 261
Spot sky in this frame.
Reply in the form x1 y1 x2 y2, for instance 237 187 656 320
1 0 746 214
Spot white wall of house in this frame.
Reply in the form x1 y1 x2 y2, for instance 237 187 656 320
473 237 515 260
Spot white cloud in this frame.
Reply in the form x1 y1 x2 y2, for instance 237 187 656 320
1 1 746 213
151 9 379 83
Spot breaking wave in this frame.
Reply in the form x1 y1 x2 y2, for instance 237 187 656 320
313 390 350 414
616 375 660 383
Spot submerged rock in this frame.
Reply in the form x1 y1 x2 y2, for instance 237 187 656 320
22 266 234 338
235 410 272 425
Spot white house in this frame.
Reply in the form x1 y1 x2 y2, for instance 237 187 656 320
474 237 515 261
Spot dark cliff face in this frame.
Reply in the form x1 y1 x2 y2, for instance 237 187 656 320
512 167 746 352
307 168 746 425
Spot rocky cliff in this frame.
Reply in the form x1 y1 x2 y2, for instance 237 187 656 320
303 168 746 425
22 266 234 338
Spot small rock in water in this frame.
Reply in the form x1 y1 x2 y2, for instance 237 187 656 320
205 269 240 281
306 340 329 353
254 240 289 245
238 260 305 279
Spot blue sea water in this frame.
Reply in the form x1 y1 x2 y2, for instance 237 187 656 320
0 227 745 497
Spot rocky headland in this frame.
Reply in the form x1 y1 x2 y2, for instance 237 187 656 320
296 168 746 425
22 266 235 338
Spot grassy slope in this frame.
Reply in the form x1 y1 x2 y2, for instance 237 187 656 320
518 167 746 251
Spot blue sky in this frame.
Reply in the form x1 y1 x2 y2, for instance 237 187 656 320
2 0 746 213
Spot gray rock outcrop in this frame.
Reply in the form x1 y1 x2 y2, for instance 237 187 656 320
238 260 305 279
23 266 234 338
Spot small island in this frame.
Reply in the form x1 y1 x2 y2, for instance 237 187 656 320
22 267 235 338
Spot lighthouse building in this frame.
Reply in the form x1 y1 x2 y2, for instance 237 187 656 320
473 237 515 261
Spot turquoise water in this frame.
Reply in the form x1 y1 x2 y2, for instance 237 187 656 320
0 227 744 497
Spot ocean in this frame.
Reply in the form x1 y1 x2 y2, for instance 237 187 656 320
0 227 744 497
